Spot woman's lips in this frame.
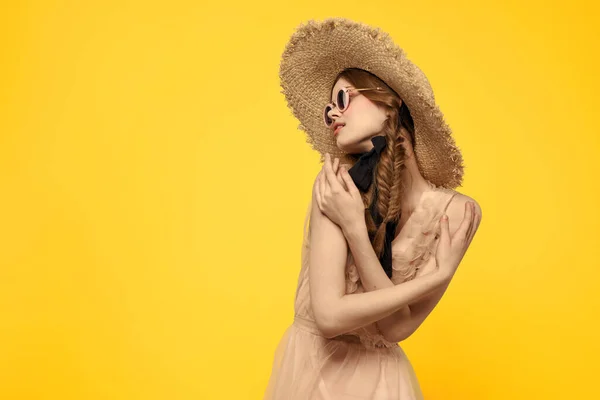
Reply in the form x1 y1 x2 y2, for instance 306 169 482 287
334 125 344 136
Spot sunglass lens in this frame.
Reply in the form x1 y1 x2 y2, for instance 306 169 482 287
337 89 347 111
323 105 333 127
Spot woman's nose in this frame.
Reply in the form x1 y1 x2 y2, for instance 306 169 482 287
327 106 341 121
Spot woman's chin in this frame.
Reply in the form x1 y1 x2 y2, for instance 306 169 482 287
336 137 359 154
335 132 350 146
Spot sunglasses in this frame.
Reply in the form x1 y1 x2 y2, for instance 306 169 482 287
323 86 384 128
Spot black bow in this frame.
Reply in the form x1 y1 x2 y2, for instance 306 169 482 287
347 135 387 191
347 135 397 278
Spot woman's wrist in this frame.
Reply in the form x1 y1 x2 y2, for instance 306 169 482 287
341 217 367 239
434 268 454 285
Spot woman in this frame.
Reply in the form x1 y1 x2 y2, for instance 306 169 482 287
264 18 482 399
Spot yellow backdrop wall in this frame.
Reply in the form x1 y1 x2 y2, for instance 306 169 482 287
1 1 598 399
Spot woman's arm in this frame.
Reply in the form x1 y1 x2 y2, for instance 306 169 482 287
308 181 449 339
385 196 483 341
341 221 417 342
394 277 452 341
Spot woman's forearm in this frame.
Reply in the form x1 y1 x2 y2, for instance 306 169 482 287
397 276 453 341
324 266 447 338
341 221 414 341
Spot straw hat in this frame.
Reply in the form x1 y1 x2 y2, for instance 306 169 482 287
279 17 464 189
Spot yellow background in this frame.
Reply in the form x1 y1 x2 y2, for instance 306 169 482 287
1 1 598 399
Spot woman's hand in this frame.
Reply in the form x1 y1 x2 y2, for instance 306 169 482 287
314 153 365 231
435 201 481 280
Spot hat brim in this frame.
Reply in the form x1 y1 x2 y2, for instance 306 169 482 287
279 17 464 189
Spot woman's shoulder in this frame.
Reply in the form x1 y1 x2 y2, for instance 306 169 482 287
445 190 482 217
438 189 483 235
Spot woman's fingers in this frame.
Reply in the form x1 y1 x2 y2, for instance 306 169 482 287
439 214 450 246
454 201 473 243
337 167 347 190
464 203 477 243
457 202 480 249
319 167 326 205
340 167 356 194
467 211 480 245
462 203 473 242
324 153 344 193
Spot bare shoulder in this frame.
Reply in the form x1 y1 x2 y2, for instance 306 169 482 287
448 192 482 216
309 166 348 257
445 191 483 235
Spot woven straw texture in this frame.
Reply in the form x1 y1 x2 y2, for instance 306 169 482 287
279 17 464 189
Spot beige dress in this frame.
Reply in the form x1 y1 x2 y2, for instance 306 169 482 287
264 181 458 400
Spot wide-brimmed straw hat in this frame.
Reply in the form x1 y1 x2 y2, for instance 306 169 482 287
279 17 464 189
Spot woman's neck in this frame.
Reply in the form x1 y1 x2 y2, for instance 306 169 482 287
398 154 432 212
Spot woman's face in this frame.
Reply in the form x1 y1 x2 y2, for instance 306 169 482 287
327 77 389 154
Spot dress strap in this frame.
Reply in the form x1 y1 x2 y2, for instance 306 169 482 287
443 191 459 214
